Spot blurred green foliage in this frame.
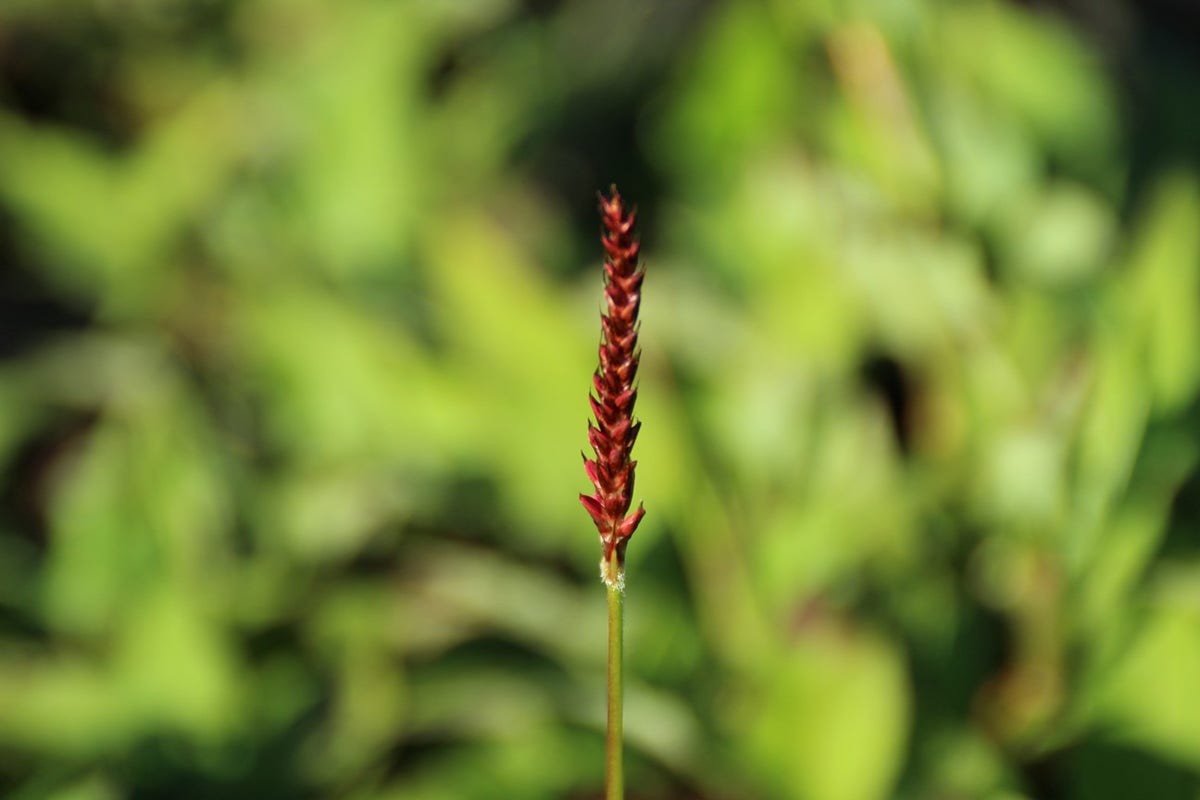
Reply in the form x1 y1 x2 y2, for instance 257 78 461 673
2 1 1200 798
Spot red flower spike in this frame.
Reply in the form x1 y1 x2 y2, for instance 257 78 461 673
582 185 646 589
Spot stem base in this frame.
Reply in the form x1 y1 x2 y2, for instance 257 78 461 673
605 550 624 800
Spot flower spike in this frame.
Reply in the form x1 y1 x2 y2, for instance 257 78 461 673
582 185 646 588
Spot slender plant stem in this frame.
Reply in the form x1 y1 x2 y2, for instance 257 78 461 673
606 550 624 800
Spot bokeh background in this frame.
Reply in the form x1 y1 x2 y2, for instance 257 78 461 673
2 1 1200 798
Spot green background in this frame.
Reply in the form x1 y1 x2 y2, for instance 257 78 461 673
2 1 1200 798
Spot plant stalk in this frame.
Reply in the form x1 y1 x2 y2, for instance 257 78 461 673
605 549 624 800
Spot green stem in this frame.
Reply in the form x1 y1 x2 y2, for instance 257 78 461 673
606 550 624 800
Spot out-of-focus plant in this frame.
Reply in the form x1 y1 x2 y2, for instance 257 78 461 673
1 1 1200 799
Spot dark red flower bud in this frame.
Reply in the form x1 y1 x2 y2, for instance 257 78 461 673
581 186 646 588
